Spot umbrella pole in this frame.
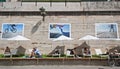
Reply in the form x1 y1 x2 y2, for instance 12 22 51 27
62 41 64 46
88 40 89 45
16 41 18 46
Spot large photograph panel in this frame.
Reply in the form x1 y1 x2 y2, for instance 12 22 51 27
95 23 118 39
2 23 24 40
49 23 71 39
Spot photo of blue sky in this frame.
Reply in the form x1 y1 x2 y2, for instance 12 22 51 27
96 23 117 32
49 23 71 39
96 23 118 39
2 23 24 39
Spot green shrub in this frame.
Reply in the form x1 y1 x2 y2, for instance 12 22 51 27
22 0 81 2
0 54 4 58
60 54 66 57
92 55 108 59
92 55 101 58
41 54 49 58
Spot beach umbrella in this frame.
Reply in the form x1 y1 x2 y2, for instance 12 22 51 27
79 35 99 40
7 35 30 45
53 35 73 46
79 35 99 44
7 35 30 40
53 35 73 41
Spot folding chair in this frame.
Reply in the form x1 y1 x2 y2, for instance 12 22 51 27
52 49 61 58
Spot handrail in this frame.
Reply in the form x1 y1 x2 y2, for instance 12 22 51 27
21 0 115 2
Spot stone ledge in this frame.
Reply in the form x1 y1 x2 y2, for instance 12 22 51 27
1 2 120 11
0 58 119 66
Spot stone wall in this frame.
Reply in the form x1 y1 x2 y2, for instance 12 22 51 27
0 2 120 55
0 58 110 66
0 2 120 11
0 14 120 54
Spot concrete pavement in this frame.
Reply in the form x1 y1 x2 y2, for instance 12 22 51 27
0 65 119 69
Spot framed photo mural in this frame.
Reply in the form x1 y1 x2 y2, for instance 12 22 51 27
1 23 24 40
49 23 71 39
95 23 119 39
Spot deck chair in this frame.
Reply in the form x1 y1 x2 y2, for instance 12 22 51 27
11 49 18 56
4 48 17 57
52 49 61 58
66 49 75 58
49 46 65 58
4 47 12 57
4 51 12 57
95 49 108 58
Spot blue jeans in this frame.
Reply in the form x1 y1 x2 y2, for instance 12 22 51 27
35 53 42 58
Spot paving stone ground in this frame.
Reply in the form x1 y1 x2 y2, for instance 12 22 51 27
0 65 119 69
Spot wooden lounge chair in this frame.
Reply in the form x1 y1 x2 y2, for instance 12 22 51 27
4 47 12 57
52 49 61 58
11 49 18 56
49 46 65 58
4 51 12 57
4 49 18 58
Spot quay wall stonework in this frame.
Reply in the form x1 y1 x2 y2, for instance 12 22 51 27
0 2 120 11
0 2 120 55
0 15 120 54
0 58 109 66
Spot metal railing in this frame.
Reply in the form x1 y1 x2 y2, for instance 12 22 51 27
21 0 111 2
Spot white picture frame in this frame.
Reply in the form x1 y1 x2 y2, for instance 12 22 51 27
1 23 24 40
95 23 119 40
49 23 71 39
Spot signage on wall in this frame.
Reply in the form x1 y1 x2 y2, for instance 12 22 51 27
1 23 24 40
49 23 71 39
95 23 119 40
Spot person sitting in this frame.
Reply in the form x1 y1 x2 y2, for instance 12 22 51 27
83 48 91 55
82 48 91 57
109 49 120 59
30 47 42 58
34 47 42 58
30 49 35 58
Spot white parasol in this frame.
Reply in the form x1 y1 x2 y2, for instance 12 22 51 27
53 35 73 41
79 35 99 44
7 35 30 40
79 35 99 40
7 35 30 45
53 35 73 46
